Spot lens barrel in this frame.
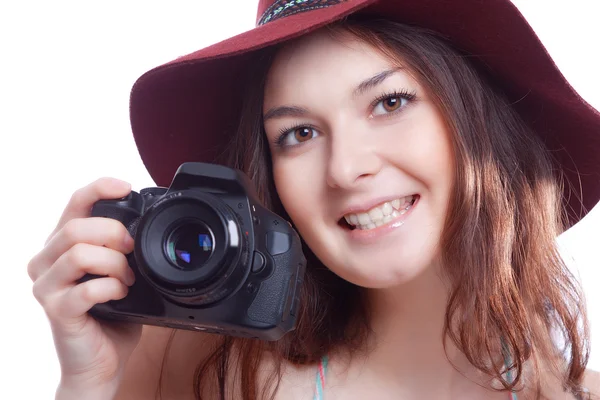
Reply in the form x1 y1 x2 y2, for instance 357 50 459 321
133 191 249 305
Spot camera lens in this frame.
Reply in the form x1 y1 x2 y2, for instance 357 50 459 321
165 222 214 270
135 191 250 306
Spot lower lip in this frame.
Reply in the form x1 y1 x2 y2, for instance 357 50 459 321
344 196 419 243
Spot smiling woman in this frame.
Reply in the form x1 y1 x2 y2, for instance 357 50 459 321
263 31 455 287
26 1 600 400
201 16 598 399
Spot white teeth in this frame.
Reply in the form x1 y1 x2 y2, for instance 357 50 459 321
358 213 370 225
382 202 393 216
343 195 416 230
368 207 384 220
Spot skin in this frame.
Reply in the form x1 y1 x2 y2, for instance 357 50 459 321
261 30 505 399
28 29 599 400
263 32 454 289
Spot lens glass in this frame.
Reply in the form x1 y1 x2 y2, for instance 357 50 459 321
165 221 214 270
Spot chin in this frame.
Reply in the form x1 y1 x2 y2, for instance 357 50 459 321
324 249 441 289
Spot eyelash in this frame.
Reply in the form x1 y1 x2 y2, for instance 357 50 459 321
370 89 417 112
274 123 316 147
274 88 417 148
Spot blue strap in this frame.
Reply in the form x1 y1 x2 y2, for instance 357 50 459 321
312 355 328 400
502 338 518 400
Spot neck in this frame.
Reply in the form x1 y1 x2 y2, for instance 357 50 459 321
336 264 506 397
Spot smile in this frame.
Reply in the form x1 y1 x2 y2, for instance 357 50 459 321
342 195 418 230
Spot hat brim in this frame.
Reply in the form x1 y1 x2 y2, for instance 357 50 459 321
129 0 600 228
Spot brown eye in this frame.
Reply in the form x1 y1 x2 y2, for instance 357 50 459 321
277 126 320 147
372 95 411 117
383 97 401 112
293 127 314 143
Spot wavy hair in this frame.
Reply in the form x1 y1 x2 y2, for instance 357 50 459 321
158 17 592 400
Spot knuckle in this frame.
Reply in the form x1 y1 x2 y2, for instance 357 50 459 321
78 282 96 304
31 280 47 305
64 243 89 268
26 255 40 281
106 220 128 243
117 252 129 267
69 187 88 208
62 218 83 242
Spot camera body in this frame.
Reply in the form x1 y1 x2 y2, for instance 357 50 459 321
86 162 306 341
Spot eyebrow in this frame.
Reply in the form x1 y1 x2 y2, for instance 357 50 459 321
263 105 309 122
353 68 402 97
263 68 402 122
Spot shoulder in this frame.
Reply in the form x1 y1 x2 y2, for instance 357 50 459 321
536 367 600 400
582 368 600 398
114 325 220 400
265 356 318 400
113 326 318 400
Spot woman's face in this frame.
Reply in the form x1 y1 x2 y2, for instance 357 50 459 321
263 30 455 288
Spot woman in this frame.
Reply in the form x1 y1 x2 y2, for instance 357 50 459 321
27 0 600 399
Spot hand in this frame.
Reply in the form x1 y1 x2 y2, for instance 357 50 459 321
28 178 142 398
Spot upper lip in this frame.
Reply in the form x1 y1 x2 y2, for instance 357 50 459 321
337 194 417 220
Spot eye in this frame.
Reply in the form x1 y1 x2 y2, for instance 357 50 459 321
276 125 319 147
371 90 416 117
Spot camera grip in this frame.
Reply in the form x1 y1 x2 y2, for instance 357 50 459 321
90 192 145 239
247 236 305 325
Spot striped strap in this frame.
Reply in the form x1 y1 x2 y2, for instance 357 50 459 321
502 339 518 400
312 355 328 400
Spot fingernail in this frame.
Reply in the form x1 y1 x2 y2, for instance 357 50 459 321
124 233 134 249
125 268 136 286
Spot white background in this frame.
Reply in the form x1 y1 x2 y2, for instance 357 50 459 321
1 1 598 398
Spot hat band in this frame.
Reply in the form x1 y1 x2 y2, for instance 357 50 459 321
258 0 347 26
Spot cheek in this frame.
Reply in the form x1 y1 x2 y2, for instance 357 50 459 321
272 159 323 226
416 126 455 220
400 112 455 190
428 130 455 195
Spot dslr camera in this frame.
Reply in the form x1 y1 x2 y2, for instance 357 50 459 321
86 162 306 341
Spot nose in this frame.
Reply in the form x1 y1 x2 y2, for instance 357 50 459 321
325 126 382 189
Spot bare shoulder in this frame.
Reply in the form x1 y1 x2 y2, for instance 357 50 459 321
536 367 600 400
582 368 600 399
262 355 317 400
114 325 220 400
113 326 316 400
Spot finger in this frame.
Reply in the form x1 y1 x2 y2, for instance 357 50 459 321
29 218 134 282
47 177 131 245
32 243 135 305
53 277 129 321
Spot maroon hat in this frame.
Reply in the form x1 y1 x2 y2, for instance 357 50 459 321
129 0 600 228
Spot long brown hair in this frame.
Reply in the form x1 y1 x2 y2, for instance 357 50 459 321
161 17 592 400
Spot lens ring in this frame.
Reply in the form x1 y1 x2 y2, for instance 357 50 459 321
138 199 230 286
164 220 215 270
133 191 250 306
